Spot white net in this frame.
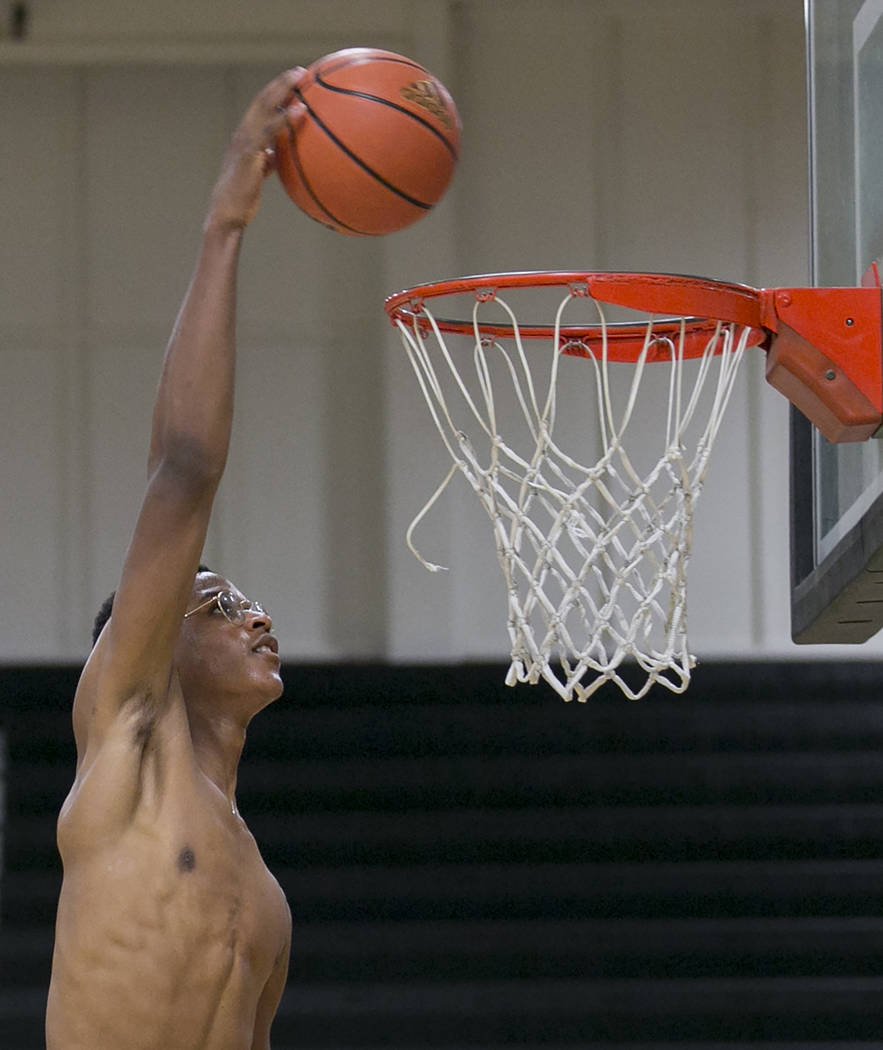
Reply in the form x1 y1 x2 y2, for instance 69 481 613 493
393 285 750 701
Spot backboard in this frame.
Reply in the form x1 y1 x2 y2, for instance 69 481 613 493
793 0 883 642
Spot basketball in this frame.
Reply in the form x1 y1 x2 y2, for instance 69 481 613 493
274 48 461 236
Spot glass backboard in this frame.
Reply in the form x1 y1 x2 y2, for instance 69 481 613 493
794 0 883 641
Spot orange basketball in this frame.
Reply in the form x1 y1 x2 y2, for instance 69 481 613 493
274 48 461 236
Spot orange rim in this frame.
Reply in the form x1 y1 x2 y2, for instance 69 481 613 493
385 270 769 362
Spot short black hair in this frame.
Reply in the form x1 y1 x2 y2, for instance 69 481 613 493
91 564 215 648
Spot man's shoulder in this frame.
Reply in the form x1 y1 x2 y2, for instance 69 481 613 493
59 669 194 858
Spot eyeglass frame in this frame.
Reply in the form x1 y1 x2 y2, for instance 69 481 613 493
184 590 268 626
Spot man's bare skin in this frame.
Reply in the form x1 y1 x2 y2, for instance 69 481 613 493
46 69 307 1050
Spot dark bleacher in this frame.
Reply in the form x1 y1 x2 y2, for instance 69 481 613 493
3 661 883 1048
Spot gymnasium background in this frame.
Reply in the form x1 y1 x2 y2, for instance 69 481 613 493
1 0 808 666
9 2 883 1048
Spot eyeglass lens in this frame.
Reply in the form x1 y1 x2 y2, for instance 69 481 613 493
218 591 266 624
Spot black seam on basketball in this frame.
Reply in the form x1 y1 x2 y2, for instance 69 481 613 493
314 71 458 161
286 120 372 236
294 87 433 210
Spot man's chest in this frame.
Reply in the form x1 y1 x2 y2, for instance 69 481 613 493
134 784 289 964
60 761 290 978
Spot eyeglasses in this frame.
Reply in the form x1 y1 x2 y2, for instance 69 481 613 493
184 590 268 626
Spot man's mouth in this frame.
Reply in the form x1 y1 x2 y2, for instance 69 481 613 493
252 634 279 656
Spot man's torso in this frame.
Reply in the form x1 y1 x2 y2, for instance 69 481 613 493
46 677 290 1050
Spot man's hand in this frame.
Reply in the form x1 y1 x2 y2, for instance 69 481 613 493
205 67 307 232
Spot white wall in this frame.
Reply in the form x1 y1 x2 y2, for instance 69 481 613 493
0 0 819 665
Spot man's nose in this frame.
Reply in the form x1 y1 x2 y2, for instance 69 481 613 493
248 608 272 630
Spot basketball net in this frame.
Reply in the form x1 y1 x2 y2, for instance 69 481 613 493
392 285 750 701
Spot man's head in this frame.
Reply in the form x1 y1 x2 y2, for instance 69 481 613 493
175 569 283 716
92 566 283 717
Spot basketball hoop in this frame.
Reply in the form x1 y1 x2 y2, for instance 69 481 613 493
384 270 883 701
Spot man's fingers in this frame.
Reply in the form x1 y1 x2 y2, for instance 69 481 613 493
281 99 307 131
258 67 307 118
247 67 309 152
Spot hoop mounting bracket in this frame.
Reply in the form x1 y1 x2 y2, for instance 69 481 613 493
762 270 883 442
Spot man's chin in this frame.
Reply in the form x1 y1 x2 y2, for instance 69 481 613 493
261 670 284 706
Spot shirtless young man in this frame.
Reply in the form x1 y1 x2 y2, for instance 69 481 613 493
46 68 307 1050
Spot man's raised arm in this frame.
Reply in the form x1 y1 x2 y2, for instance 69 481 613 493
84 70 304 726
